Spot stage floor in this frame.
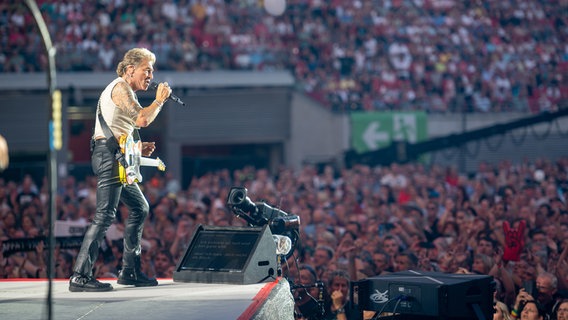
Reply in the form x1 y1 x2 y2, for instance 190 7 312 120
0 278 269 320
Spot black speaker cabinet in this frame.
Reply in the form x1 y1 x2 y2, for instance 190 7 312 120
173 224 277 285
352 270 494 320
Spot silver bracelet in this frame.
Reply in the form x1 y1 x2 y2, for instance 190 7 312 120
334 307 345 314
154 99 164 108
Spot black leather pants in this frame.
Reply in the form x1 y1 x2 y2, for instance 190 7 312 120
73 141 150 277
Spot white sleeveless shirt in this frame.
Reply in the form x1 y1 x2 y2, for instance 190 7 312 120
93 77 141 140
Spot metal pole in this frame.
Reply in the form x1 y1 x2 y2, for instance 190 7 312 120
23 2 58 320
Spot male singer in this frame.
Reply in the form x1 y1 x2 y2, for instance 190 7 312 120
69 48 171 292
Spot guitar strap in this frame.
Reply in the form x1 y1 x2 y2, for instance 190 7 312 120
132 127 141 142
95 99 129 169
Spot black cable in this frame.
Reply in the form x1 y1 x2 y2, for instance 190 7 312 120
391 296 403 316
287 252 304 319
283 250 300 281
285 237 323 320
286 229 300 260
290 281 326 320
370 295 404 320
301 287 320 308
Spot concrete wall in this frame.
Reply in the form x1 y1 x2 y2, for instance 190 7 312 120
286 92 348 170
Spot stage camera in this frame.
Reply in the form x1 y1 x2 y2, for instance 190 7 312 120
227 187 257 216
270 215 301 235
227 187 300 233
227 187 300 258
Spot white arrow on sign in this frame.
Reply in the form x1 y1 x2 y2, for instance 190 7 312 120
363 121 390 150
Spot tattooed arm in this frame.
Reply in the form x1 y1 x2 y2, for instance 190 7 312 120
112 81 163 128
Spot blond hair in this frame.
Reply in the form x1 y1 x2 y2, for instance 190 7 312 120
495 300 512 320
116 48 156 77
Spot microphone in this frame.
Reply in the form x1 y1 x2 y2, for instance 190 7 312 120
149 81 186 106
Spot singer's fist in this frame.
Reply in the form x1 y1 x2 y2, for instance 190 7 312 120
0 134 8 172
156 82 171 102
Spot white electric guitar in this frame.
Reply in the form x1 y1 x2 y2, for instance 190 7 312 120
118 133 166 185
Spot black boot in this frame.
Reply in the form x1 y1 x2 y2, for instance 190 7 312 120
117 267 158 287
69 273 113 292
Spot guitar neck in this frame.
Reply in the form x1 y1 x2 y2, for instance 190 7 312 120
139 157 166 171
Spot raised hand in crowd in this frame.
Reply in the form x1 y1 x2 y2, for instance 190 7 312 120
489 247 516 306
512 288 536 317
557 240 568 292
503 220 526 262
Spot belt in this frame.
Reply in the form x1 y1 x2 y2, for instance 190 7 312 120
94 138 108 145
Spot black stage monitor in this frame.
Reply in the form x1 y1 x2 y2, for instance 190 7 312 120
352 270 495 320
173 225 277 285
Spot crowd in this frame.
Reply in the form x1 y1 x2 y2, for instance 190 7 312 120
2 1 568 316
2 0 567 113
1 157 568 319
